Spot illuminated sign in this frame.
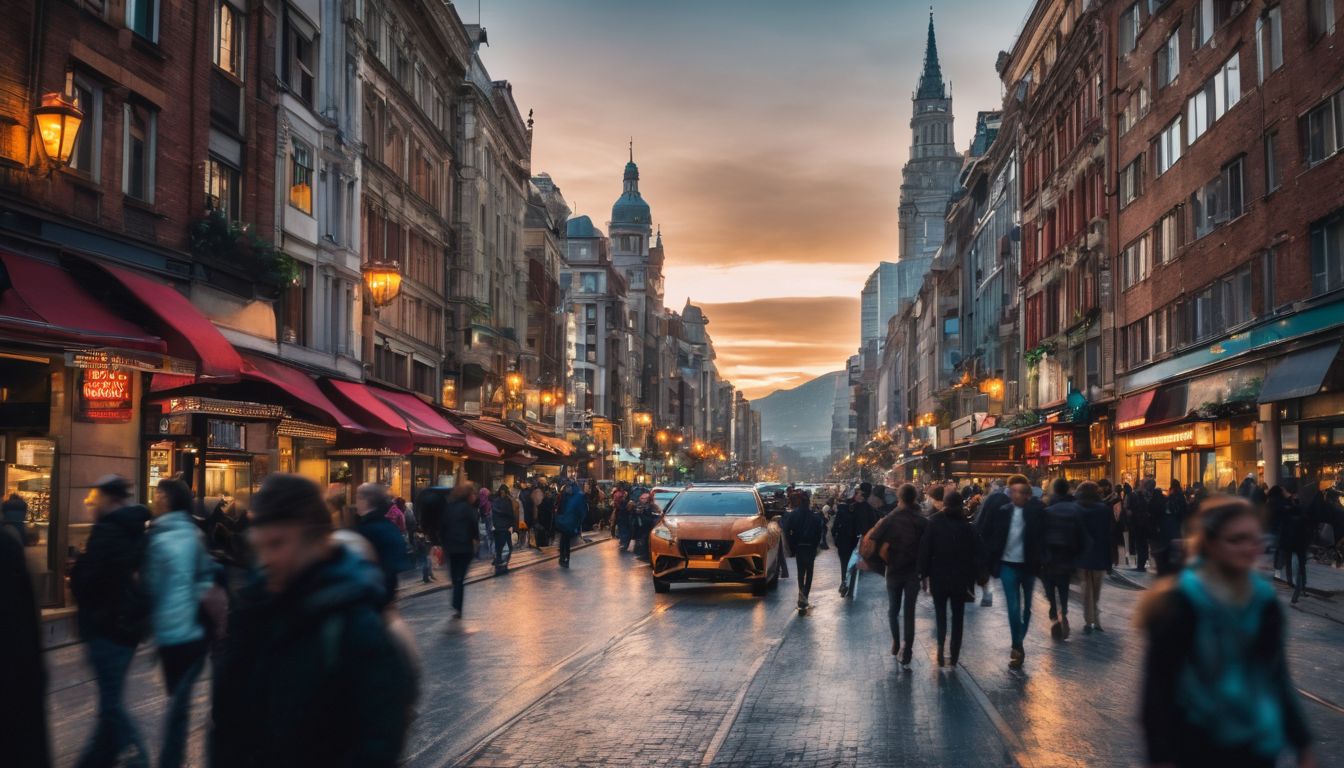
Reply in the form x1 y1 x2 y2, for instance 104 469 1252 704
1128 429 1194 450
1052 432 1074 457
76 368 133 422
67 350 194 375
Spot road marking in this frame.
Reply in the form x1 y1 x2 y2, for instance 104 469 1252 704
699 637 783 767
1299 687 1344 716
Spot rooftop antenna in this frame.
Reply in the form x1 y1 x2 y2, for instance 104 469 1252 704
629 137 633 163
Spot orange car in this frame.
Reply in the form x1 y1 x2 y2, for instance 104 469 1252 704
648 484 784 595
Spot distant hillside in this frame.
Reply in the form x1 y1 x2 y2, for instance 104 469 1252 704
753 371 844 459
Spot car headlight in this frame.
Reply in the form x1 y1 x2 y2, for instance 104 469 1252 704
737 526 768 543
653 525 676 542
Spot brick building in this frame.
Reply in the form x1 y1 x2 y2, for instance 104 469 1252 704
1109 0 1344 488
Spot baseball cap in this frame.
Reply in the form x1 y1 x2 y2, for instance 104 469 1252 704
93 474 132 500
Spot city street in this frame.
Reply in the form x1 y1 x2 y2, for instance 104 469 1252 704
45 541 1344 768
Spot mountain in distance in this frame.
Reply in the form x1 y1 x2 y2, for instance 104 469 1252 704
753 371 844 460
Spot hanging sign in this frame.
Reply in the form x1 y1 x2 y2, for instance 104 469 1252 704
76 368 133 422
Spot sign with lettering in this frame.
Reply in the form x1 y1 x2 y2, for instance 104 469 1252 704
76 368 133 422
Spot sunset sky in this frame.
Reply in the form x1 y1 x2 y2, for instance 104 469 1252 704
479 0 1034 399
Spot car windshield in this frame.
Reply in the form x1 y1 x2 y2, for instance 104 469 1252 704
666 491 759 517
654 492 678 505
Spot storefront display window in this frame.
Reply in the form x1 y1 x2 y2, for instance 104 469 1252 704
5 437 56 600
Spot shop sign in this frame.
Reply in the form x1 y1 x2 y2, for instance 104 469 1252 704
1128 429 1194 450
1024 432 1050 457
167 397 287 420
1052 431 1074 458
76 368 133 422
67 350 195 375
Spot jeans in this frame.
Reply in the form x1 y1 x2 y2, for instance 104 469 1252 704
1285 549 1308 593
493 530 512 565
158 639 207 768
447 552 472 613
932 591 966 662
1080 569 1106 626
1133 536 1149 570
1041 571 1071 620
794 546 817 599
559 530 573 564
999 563 1036 650
77 637 148 768
886 576 920 652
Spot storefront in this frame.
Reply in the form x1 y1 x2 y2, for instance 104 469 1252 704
142 396 286 511
1018 423 1100 481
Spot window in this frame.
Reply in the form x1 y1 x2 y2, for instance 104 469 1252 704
1190 157 1245 238
289 140 313 214
1121 235 1151 290
213 1 242 78
1264 130 1280 193
1256 6 1282 83
68 79 101 180
122 102 155 202
1304 90 1344 166
1154 116 1183 175
580 272 601 293
1119 3 1140 57
204 157 241 220
1156 27 1180 88
1120 156 1143 207
126 0 157 41
283 12 315 106
1125 315 1152 369
1308 0 1336 40
1187 52 1241 143
1193 0 1213 47
1311 210 1344 295
1154 209 1180 264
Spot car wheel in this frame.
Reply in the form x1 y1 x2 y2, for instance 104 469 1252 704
653 577 671 594
750 579 768 596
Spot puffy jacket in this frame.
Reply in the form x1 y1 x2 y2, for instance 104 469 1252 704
868 505 927 579
438 499 479 555
918 510 985 597
212 546 417 768
491 496 518 532
555 486 586 535
70 504 152 645
144 511 219 647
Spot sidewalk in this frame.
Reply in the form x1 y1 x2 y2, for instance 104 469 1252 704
1107 555 1344 625
39 530 615 649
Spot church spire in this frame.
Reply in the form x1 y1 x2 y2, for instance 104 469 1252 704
916 10 946 101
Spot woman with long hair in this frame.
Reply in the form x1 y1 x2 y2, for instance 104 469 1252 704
1139 496 1314 768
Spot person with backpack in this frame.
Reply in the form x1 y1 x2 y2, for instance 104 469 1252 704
144 479 222 768
1040 478 1089 641
865 484 927 667
781 490 825 612
439 483 480 618
918 490 985 668
212 474 418 768
69 475 152 768
555 478 588 568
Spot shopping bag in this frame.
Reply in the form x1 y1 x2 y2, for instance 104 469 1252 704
431 545 444 567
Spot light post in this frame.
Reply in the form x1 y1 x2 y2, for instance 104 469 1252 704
32 92 83 174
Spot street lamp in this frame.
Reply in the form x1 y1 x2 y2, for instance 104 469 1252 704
362 260 403 308
32 92 82 173
506 371 523 393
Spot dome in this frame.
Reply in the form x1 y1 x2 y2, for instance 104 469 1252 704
566 215 602 238
610 160 652 228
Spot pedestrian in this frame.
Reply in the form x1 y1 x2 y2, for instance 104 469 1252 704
918 489 985 668
212 474 418 768
1128 479 1153 571
204 497 250 567
2 492 28 545
614 482 632 551
865 484 927 667
144 479 221 768
527 483 545 550
1139 495 1315 768
491 485 518 569
439 483 480 618
1099 478 1125 569
1158 480 1189 576
781 491 825 612
973 481 1007 607
386 495 408 538
0 503 49 768
353 483 411 604
68 475 151 768
830 486 860 596
1146 480 1170 574
537 482 557 547
477 486 494 558
1074 481 1112 633
1273 482 1310 603
555 477 587 568
980 474 1044 670
1040 478 1087 641
414 486 447 584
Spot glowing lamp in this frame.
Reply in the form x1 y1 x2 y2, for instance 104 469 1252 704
33 93 83 169
362 260 403 308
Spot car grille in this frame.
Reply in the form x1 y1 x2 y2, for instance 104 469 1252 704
679 539 733 558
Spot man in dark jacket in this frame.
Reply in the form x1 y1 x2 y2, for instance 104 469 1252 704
1040 478 1089 640
213 474 416 768
439 483 480 618
830 487 859 596
867 484 928 666
490 486 519 568
781 492 825 611
1128 480 1152 571
980 474 1044 669
69 475 151 768
0 522 49 768
555 479 587 567
355 483 410 604
1075 481 1113 633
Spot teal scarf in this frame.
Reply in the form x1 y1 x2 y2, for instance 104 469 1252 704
1174 566 1283 757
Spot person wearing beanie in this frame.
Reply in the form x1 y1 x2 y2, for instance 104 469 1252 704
212 474 417 768
866 483 928 667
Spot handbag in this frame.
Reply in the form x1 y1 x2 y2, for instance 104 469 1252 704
431 545 445 567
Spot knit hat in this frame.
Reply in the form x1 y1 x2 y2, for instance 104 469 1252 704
251 473 333 531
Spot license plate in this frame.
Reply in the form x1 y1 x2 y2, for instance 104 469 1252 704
688 559 719 568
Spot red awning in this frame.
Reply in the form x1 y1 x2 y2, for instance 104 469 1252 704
323 379 415 454
368 387 464 448
0 251 166 352
465 434 503 460
85 260 243 381
460 417 531 452
1116 390 1157 431
241 354 362 431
